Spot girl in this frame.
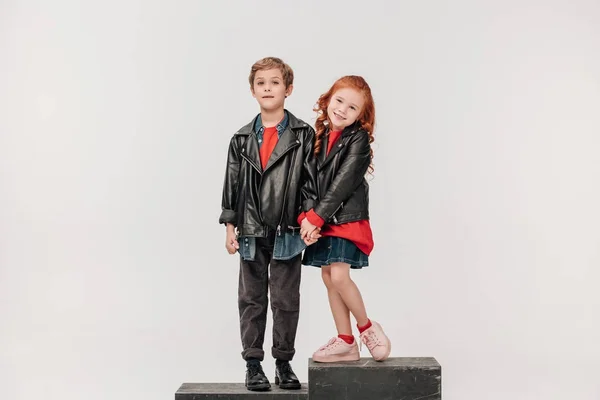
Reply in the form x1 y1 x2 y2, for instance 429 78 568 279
299 75 391 363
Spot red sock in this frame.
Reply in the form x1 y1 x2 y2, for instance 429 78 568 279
357 319 372 334
338 334 355 344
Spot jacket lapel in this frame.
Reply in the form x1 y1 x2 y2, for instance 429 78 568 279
236 116 262 173
264 127 300 172
318 124 361 170
238 111 305 173
318 133 345 170
240 132 262 173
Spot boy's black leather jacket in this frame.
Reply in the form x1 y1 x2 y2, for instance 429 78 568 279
219 111 318 237
312 124 371 225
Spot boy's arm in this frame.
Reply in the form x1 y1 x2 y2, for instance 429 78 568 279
300 128 319 213
311 131 371 223
219 136 241 226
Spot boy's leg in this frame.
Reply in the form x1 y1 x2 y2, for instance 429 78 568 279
238 237 271 361
269 253 302 361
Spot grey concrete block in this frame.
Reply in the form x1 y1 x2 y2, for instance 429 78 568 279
175 383 308 400
308 357 441 400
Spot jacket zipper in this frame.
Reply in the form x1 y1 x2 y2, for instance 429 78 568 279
331 202 344 224
277 142 299 236
240 148 264 225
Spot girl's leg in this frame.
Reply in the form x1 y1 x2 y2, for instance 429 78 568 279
321 266 352 336
328 262 369 327
329 262 391 361
312 264 360 363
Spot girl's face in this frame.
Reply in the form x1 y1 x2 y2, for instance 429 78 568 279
327 87 365 131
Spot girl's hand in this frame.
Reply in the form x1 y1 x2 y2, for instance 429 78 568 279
300 218 318 240
304 227 321 245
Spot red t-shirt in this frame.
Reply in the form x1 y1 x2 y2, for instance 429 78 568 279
260 126 278 169
299 130 374 255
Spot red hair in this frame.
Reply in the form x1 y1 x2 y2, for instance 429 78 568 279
313 75 375 173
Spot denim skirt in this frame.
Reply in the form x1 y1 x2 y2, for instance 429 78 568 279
302 236 369 269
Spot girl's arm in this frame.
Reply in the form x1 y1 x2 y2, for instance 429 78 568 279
311 130 371 223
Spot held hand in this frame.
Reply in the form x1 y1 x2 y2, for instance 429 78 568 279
300 218 318 240
303 227 321 246
225 224 239 255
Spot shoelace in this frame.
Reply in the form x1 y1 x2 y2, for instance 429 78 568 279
360 331 381 351
318 337 341 352
247 364 264 377
278 362 293 374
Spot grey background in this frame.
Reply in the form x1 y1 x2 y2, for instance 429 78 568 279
1 1 599 399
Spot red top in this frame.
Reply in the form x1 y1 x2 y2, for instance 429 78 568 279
299 130 374 255
260 126 278 170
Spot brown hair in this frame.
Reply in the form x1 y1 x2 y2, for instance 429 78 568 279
313 75 375 173
248 57 294 88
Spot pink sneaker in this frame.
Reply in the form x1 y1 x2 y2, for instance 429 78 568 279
312 337 360 363
359 321 391 361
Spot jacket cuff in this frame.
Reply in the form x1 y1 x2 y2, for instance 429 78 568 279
302 198 317 212
306 209 325 228
297 211 307 225
219 209 237 225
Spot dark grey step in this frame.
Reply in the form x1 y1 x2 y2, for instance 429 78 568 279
308 357 441 400
175 383 308 400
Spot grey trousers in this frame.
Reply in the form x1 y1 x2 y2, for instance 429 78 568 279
238 233 302 361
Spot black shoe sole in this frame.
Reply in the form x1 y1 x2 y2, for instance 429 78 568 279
245 382 271 391
275 377 301 390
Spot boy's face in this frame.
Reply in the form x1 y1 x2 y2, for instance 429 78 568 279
251 68 292 111
327 87 365 131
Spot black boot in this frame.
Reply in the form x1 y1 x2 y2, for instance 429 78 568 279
275 360 301 390
245 361 271 391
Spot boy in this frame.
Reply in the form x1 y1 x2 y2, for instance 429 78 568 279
218 57 318 391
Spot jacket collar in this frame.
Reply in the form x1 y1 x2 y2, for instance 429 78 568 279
237 110 305 173
236 109 309 136
317 123 362 169
254 111 289 139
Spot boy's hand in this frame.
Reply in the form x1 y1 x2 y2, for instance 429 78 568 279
225 224 239 254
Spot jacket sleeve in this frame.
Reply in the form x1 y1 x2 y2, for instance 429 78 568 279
299 127 319 213
313 131 371 222
218 136 241 226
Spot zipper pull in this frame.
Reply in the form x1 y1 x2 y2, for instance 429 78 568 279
277 225 282 236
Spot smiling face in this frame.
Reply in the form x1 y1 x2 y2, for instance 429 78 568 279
327 87 365 131
251 68 293 111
